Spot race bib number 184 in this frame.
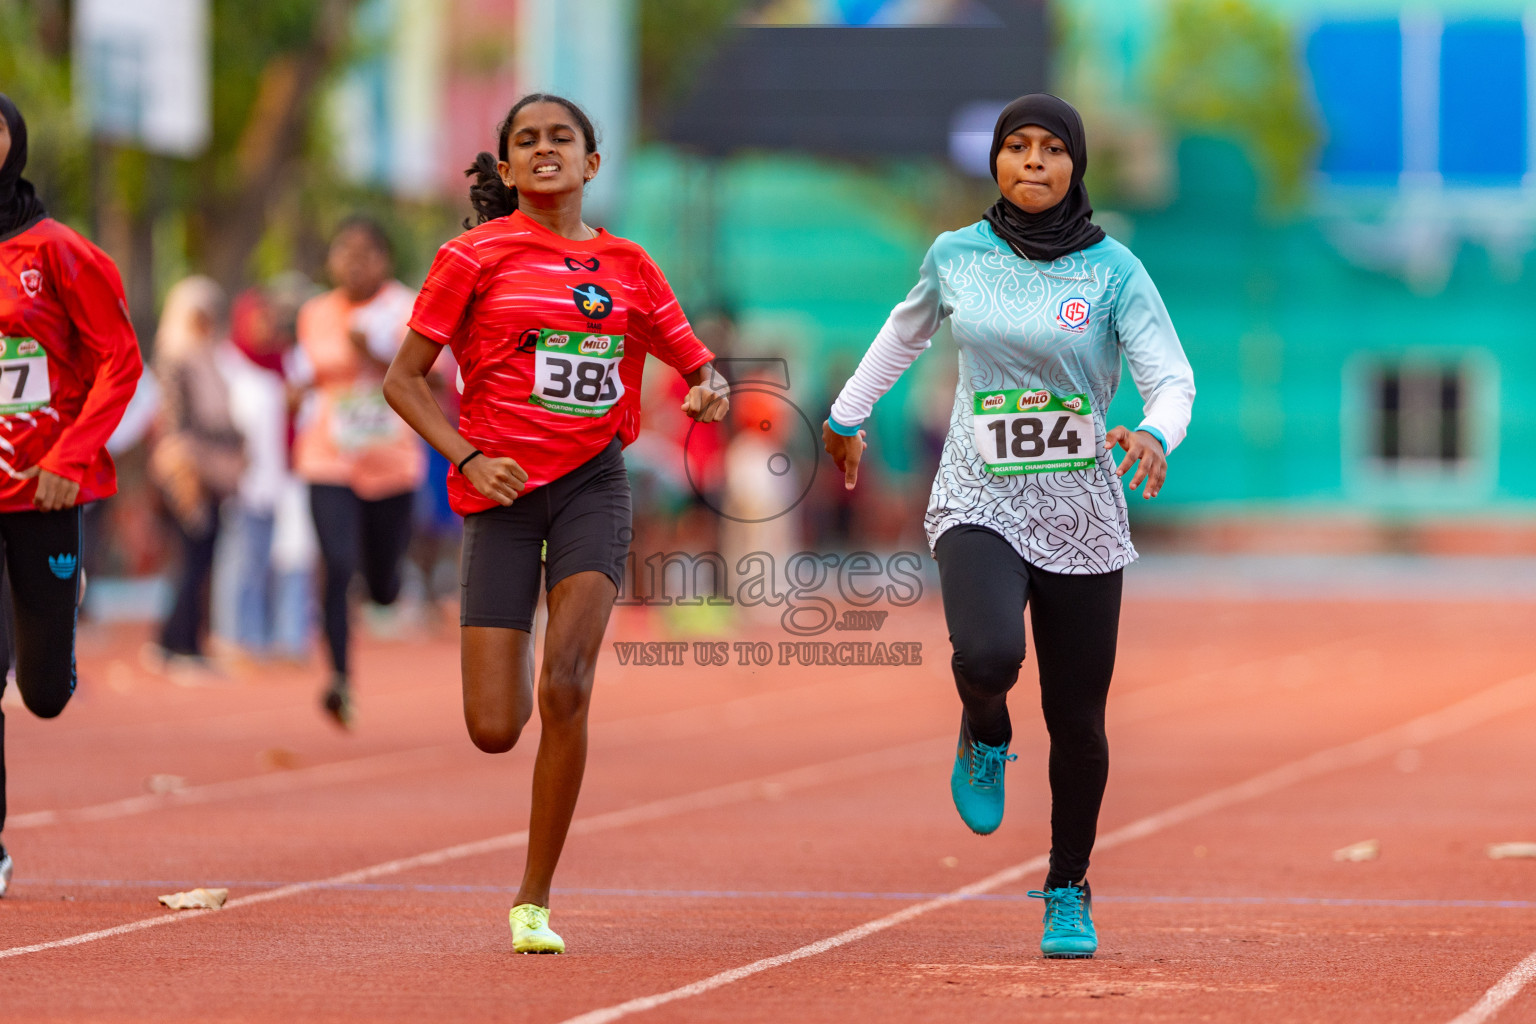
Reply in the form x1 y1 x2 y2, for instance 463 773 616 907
529 329 625 418
973 388 1094 476
0 337 51 415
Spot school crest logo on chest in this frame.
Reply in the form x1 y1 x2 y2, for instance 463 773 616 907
19 269 42 298
1056 297 1091 333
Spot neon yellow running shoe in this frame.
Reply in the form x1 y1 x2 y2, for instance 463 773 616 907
509 903 565 954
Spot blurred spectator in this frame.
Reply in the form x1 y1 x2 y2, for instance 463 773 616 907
148 277 244 668
217 287 313 661
720 386 799 563
626 309 734 566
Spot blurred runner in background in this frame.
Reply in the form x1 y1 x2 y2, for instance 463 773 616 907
0 94 142 897
291 218 424 728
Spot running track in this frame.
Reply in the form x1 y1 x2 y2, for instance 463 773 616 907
1 594 1534 1022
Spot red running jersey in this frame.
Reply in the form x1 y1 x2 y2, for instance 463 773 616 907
409 211 713 515
0 219 142 512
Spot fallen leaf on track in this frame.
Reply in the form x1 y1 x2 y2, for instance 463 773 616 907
260 748 301 771
158 888 229 910
1333 839 1380 862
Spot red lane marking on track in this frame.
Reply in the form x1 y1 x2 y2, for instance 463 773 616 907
1105 633 1374 724
0 737 951 960
1447 950 1536 1024
555 671 1536 1024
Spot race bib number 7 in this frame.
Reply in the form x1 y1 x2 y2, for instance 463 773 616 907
529 329 625 418
973 389 1094 476
0 337 51 415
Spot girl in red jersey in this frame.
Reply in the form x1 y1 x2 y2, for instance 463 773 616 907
0 95 143 896
384 94 728 952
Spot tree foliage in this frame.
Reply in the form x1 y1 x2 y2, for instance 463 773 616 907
0 0 391 301
638 0 747 137
1148 0 1318 204
0 1 89 225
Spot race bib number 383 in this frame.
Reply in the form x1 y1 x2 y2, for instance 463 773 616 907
973 388 1094 476
529 329 625 418
0 337 51 415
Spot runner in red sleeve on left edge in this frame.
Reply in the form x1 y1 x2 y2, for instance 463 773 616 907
0 94 144 899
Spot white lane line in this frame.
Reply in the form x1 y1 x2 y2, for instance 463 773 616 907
555 671 1536 1024
8 672 910 831
11 633 1338 832
1447 951 1536 1024
0 735 950 961
6 745 454 830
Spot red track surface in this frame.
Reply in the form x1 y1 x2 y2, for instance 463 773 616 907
2 597 1534 1022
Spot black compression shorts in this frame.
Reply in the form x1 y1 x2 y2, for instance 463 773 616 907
459 436 631 631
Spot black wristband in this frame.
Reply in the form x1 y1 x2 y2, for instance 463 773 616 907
456 449 484 473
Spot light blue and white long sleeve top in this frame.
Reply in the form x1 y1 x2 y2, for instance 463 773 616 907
829 221 1195 574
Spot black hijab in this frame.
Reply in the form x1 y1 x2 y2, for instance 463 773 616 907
0 94 49 240
982 94 1104 263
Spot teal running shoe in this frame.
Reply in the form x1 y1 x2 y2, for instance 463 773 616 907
1028 881 1097 959
949 717 1016 835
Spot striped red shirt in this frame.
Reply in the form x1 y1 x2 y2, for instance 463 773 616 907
409 211 712 515
0 219 142 512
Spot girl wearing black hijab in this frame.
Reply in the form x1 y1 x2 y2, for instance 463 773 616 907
0 95 143 897
822 94 1195 958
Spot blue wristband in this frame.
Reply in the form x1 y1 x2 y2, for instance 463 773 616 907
827 414 862 437
1136 426 1168 454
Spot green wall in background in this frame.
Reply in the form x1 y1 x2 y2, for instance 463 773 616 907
617 134 1536 517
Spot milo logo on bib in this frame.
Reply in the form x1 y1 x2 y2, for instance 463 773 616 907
972 387 1095 477
1015 390 1051 410
579 335 616 356
544 333 572 349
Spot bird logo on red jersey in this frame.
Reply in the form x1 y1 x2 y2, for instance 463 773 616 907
19 269 41 298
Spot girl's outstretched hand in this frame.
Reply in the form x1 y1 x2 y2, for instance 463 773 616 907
1105 426 1166 499
822 421 867 491
682 363 730 423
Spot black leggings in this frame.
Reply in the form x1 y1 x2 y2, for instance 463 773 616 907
158 501 220 657
309 485 414 677
0 507 83 835
934 524 1121 889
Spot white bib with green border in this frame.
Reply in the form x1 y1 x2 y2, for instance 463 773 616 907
330 385 398 451
972 388 1094 476
529 329 624 418
0 337 52 415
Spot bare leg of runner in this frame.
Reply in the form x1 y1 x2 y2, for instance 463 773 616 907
515 570 615 907
460 569 616 908
461 627 535 753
